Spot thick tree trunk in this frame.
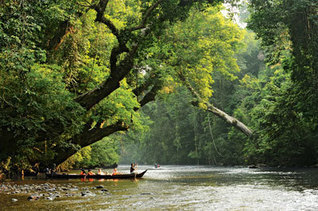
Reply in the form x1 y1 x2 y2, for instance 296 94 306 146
54 79 163 165
75 77 121 110
75 47 135 110
53 121 128 165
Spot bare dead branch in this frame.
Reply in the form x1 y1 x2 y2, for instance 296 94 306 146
178 71 253 137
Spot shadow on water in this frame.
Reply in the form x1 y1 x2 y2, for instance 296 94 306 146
1 165 318 210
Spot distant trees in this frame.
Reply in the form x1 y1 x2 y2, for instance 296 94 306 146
244 0 318 166
121 29 262 166
121 0 318 167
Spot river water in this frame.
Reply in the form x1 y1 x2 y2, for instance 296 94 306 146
1 165 318 210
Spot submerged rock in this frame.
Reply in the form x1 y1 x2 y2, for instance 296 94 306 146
248 165 257 169
65 193 75 197
27 195 40 201
81 191 95 197
140 192 153 195
95 185 104 189
46 196 55 201
61 187 69 191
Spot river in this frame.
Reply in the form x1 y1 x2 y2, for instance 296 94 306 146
1 165 318 210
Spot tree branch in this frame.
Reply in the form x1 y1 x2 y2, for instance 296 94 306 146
75 121 128 147
75 44 137 110
178 72 253 137
137 83 162 109
47 20 70 51
129 0 163 31
93 0 120 39
132 75 155 97
53 121 128 165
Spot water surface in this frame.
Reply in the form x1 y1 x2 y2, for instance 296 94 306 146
1 165 318 210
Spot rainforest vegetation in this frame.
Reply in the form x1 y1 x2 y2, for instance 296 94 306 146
0 0 317 176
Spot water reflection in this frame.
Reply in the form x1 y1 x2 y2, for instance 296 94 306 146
1 165 318 210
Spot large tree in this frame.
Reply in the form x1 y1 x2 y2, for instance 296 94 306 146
0 0 251 173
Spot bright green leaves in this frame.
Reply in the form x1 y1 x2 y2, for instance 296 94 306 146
89 79 141 130
0 63 85 168
1 0 251 171
105 0 142 30
60 137 120 170
160 5 244 101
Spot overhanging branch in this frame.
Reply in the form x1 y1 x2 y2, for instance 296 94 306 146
53 121 128 165
178 72 253 137
137 83 162 109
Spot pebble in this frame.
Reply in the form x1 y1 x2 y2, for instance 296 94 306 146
46 196 55 201
11 198 18 202
95 185 104 189
27 195 40 201
81 191 95 197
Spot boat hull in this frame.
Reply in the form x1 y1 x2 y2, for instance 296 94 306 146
46 170 147 179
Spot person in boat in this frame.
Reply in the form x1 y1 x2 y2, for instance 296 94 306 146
130 163 136 173
80 169 86 175
87 169 95 175
112 168 118 175
97 168 105 175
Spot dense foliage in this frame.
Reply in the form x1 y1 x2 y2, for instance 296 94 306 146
1 0 245 175
0 0 316 175
244 0 318 166
120 30 263 165
59 137 119 170
121 0 318 167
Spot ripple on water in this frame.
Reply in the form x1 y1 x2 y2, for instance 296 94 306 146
204 185 318 211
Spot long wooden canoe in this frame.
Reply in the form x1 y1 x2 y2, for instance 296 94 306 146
46 170 147 179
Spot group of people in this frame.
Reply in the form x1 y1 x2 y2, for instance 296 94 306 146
80 168 118 176
80 163 138 176
80 169 95 176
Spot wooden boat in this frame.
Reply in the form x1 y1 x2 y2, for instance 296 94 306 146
46 170 147 179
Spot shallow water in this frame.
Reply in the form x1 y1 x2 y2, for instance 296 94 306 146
1 165 318 210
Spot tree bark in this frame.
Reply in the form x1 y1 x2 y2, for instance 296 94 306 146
192 101 253 136
53 121 128 165
55 78 164 165
75 45 136 110
179 72 253 137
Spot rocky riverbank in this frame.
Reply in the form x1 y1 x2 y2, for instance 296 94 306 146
0 182 109 202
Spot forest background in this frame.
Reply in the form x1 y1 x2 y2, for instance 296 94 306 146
0 0 317 175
